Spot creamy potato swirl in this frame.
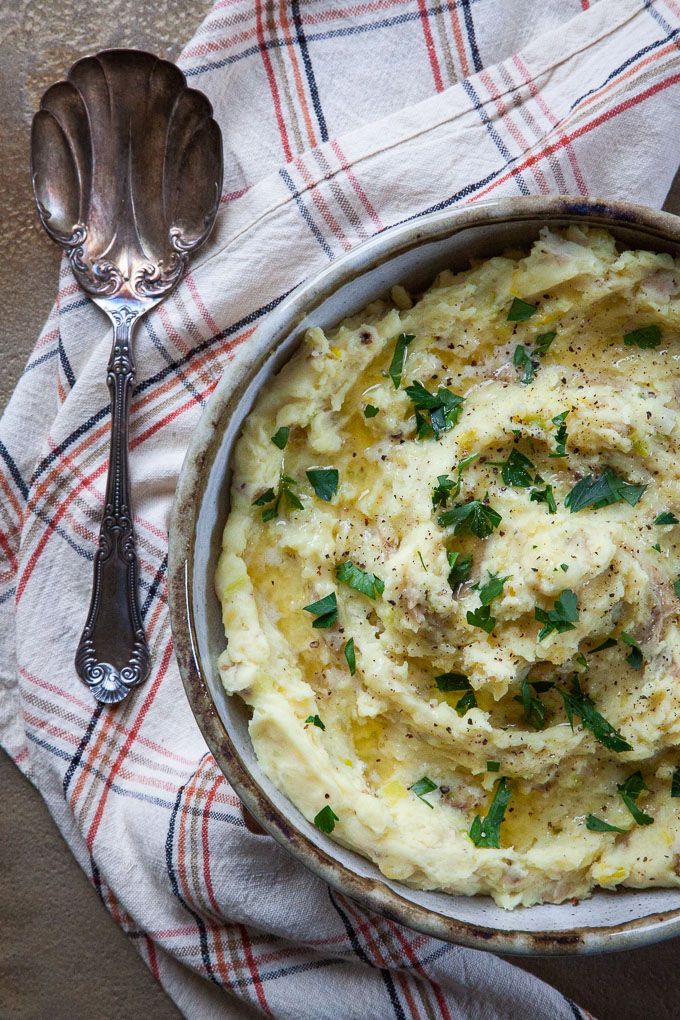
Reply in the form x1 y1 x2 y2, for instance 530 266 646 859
216 227 680 908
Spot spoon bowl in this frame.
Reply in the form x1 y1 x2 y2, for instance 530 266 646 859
31 49 223 703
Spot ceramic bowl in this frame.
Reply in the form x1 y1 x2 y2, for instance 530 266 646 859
168 196 680 955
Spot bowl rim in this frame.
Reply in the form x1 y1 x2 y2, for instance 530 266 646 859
168 195 680 956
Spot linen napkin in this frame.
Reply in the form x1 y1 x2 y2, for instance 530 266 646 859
2 0 680 1016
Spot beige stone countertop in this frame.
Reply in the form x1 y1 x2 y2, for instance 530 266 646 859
1 4 679 1017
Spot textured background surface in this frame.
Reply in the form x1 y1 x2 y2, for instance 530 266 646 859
0 3 679 1018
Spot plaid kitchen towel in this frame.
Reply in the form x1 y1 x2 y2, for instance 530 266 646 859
2 0 680 1016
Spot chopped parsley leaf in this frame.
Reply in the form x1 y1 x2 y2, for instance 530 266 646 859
590 637 617 653
621 631 643 670
575 652 589 671
305 714 325 730
432 454 479 508
491 448 535 488
455 689 477 716
271 426 289 449
560 563 569 572
306 468 339 502
672 768 680 798
439 500 502 538
388 332 415 388
364 404 379 418
586 814 627 834
478 572 510 606
549 410 569 458
652 542 662 552
467 604 495 634
535 331 557 356
435 672 470 692
486 760 500 772
618 772 654 826
654 511 678 525
432 474 455 509
303 591 338 629
469 777 511 848
561 676 632 753
507 297 537 322
513 344 537 384
514 676 546 730
623 324 662 349
344 638 356 676
336 560 384 599
314 805 339 833
535 589 579 641
674 578 680 599
253 474 303 521
409 776 437 807
446 550 473 588
564 470 646 513
405 381 465 439
530 484 557 514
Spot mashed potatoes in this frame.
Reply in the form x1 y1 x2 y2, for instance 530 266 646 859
216 226 680 908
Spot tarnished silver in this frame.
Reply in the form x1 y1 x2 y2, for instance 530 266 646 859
30 49 223 704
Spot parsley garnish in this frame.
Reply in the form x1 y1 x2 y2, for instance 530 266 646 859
446 550 473 588
585 815 626 834
618 772 654 825
530 484 557 514
469 777 511 848
456 689 477 716
590 637 617 653
507 297 537 322
674 578 680 599
388 332 415 388
336 560 384 599
305 714 325 730
435 672 470 692
535 331 557 355
621 631 643 670
513 344 537 384
467 605 495 634
655 511 678 525
405 381 465 439
409 776 437 807
253 474 304 521
549 411 569 458
623 325 662 349
564 470 646 513
487 760 500 772
492 448 535 487
271 426 289 449
478 572 510 605
432 454 479 508
344 638 356 675
306 468 339 502
514 677 547 729
672 768 680 797
439 500 502 538
560 563 569 572
314 805 339 833
303 592 338 629
560 676 632 752
535 589 579 641
364 404 379 418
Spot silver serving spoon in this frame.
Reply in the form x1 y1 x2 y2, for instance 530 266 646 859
30 49 223 704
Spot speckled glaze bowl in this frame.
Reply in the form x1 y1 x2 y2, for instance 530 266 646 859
168 196 680 955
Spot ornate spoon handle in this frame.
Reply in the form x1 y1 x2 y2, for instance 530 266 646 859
75 306 151 703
